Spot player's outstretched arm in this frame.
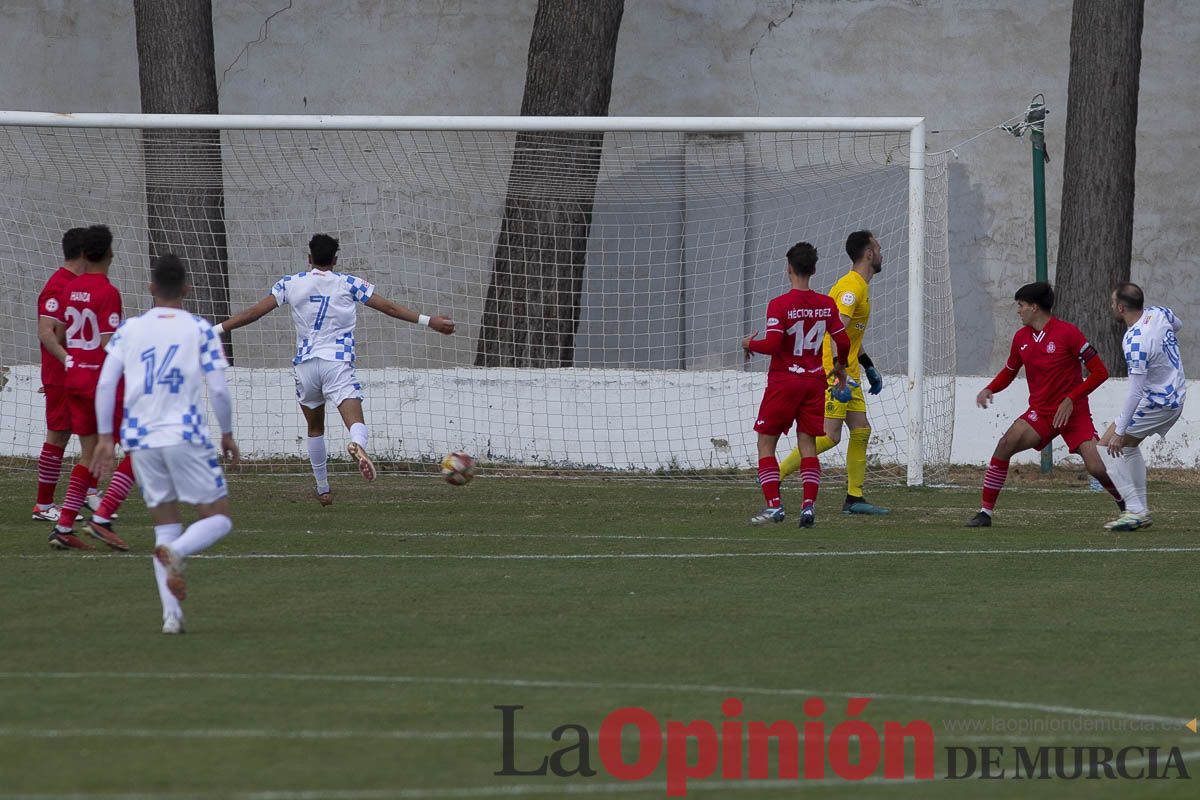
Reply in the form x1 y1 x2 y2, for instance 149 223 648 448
37 315 70 366
205 368 241 467
365 294 455 335
829 325 852 393
858 351 883 395
90 356 124 481
1056 352 1109 428
214 296 278 335
980 336 1023 407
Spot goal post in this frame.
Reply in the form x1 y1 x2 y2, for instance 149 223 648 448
0 112 951 486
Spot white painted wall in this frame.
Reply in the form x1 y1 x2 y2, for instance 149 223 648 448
2 366 1193 472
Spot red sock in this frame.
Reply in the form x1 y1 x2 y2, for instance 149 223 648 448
97 455 135 519
981 457 1009 511
36 442 65 506
800 457 821 508
1093 473 1124 507
57 464 96 530
758 457 782 509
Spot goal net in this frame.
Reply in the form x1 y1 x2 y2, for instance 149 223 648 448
0 114 952 485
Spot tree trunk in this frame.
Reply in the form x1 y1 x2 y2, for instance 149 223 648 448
1055 0 1143 375
134 0 232 351
474 0 624 367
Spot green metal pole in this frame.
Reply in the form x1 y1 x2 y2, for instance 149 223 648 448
1030 101 1052 473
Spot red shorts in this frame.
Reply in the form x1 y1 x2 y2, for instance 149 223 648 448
66 391 122 441
1020 406 1097 453
44 384 70 431
754 380 826 437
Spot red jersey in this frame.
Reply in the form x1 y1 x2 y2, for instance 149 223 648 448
36 266 78 386
52 272 124 397
1000 317 1098 414
749 289 847 382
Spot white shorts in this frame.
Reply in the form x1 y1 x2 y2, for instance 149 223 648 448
1125 405 1183 440
294 358 364 409
131 444 228 508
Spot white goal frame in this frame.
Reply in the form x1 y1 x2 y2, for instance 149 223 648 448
0 112 934 486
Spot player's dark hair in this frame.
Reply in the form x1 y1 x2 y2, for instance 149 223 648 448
309 233 339 267
786 242 818 276
1115 282 1144 311
61 227 87 260
1014 281 1054 311
845 230 874 263
151 253 187 300
81 224 113 263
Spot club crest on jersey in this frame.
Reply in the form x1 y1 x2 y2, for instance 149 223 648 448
44 298 59 312
1046 341 1057 353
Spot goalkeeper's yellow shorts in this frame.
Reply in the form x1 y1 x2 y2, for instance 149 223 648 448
824 379 867 419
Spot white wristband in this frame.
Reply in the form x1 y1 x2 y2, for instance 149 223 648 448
213 323 224 335
418 314 431 327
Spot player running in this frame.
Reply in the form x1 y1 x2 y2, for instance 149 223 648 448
32 228 87 523
968 281 1125 527
92 254 238 634
213 234 455 505
1098 283 1186 531
44 225 133 551
778 230 889 514
743 242 850 529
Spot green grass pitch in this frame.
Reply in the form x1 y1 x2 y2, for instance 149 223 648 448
1 467 1197 799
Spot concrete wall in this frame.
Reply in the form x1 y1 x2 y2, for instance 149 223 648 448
2 365 1193 473
0 0 1195 375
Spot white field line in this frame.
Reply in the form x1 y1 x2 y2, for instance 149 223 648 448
8 546 1200 563
0 728 1184 746
0 671 1186 727
0 775 924 800
7 754 1200 800
0 727 544 741
4 752 1200 800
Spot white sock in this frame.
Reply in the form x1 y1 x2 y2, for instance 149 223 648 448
153 523 184 621
1124 446 1148 515
307 436 330 494
172 514 233 559
349 422 369 450
1099 448 1135 513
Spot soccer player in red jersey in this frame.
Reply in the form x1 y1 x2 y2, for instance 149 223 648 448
44 225 132 551
968 281 1125 527
32 228 88 522
743 242 851 529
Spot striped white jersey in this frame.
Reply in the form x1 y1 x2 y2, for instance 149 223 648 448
1124 305 1186 411
105 309 228 450
270 269 375 365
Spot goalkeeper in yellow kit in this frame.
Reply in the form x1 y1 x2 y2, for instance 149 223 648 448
778 230 889 514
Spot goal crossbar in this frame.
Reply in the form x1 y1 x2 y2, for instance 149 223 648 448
0 111 924 133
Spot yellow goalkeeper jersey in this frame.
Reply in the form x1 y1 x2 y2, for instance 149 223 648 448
821 269 870 379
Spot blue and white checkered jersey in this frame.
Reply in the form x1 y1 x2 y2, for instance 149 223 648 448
104 309 229 450
1124 305 1186 411
270 269 375 365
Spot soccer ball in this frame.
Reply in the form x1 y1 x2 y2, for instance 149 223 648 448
440 451 476 485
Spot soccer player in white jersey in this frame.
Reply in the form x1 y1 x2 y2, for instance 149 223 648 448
213 234 455 505
91 254 239 634
1099 282 1186 531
